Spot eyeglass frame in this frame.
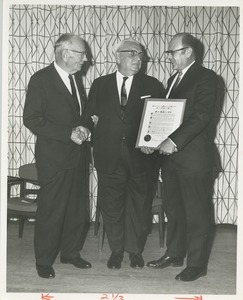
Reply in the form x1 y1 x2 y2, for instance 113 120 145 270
65 48 87 57
165 47 188 56
118 50 144 59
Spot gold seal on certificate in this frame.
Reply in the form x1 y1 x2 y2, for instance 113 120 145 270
136 98 186 149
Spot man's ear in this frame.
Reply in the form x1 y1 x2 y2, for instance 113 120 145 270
186 47 193 58
62 49 69 62
115 52 120 64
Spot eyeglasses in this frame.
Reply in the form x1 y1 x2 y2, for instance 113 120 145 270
119 50 144 59
65 49 87 57
165 47 188 56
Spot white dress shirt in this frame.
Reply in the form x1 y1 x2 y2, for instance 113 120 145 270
54 62 81 114
116 71 133 103
166 61 195 99
165 61 195 147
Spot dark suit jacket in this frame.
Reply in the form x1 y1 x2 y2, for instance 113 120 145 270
23 62 88 184
164 63 217 171
85 72 164 174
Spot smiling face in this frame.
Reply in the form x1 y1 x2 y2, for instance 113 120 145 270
56 35 87 74
116 40 143 76
166 35 193 71
64 37 87 74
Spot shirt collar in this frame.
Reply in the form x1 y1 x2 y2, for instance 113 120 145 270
54 61 70 78
180 60 195 76
116 70 133 81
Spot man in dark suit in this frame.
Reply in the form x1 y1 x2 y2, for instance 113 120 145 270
146 33 217 281
23 33 92 278
85 38 164 269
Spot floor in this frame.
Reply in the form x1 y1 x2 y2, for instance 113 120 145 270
5 221 237 299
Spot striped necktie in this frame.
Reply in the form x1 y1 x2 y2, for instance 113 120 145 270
121 76 128 109
170 70 182 93
68 74 80 115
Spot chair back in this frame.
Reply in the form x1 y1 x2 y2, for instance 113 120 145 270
19 163 38 181
8 163 39 238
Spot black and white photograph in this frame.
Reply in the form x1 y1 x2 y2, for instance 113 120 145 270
0 0 242 300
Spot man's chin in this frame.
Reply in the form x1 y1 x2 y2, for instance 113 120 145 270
131 66 141 74
77 64 83 71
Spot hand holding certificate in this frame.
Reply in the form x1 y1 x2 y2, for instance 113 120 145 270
136 98 186 149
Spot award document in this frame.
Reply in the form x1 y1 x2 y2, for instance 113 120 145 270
136 98 186 149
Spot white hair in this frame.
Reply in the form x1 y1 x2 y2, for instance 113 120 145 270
114 38 141 53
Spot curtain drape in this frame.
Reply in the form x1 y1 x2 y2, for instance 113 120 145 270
8 5 239 224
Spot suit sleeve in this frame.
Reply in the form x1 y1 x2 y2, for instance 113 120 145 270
82 78 99 131
23 73 72 144
169 70 217 150
153 78 166 97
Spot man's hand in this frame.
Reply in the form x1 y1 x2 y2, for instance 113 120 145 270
140 146 155 155
157 138 178 155
91 115 99 127
76 126 91 141
71 126 91 145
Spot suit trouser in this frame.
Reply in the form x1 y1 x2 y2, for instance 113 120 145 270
97 141 155 254
161 167 212 268
34 150 89 266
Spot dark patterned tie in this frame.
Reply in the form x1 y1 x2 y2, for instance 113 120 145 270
68 74 80 115
121 76 128 110
170 70 182 94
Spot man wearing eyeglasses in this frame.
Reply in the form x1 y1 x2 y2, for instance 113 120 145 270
23 33 92 278
84 38 164 270
146 33 218 281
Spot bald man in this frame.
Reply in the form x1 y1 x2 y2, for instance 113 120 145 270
147 33 217 282
84 38 164 270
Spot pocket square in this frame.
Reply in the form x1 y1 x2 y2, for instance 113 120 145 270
140 95 151 99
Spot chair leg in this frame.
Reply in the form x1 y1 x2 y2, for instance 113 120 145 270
94 206 100 236
19 217 25 238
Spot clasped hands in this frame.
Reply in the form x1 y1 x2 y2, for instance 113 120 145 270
141 138 178 155
71 126 91 145
71 115 98 145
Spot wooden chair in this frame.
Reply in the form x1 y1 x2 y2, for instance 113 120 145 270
7 163 39 238
94 179 165 251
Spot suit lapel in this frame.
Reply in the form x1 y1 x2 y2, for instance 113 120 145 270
176 63 200 93
75 73 86 111
127 75 143 104
167 63 200 98
105 73 144 117
166 74 176 96
50 63 71 99
50 63 80 115
107 73 122 115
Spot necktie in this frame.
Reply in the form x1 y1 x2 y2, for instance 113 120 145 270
68 74 80 115
170 70 182 94
121 76 128 109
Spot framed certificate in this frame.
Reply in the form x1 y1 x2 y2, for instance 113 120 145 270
136 98 186 149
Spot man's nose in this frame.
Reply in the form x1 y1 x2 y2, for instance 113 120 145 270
167 53 173 59
134 55 142 62
82 53 87 62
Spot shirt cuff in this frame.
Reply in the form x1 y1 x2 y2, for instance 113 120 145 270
168 137 177 148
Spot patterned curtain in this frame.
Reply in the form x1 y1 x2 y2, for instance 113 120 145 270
8 5 239 224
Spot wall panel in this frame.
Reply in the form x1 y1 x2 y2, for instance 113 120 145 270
8 5 239 223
